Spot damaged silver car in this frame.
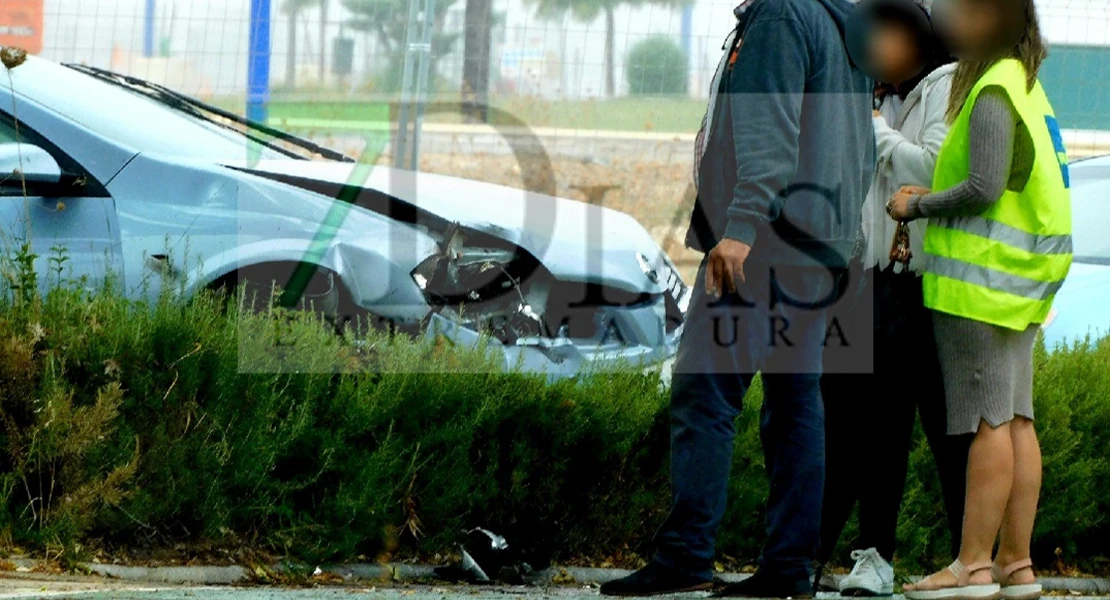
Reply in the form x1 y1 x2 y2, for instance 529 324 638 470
0 52 688 377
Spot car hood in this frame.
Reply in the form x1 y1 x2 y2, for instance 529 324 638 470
222 159 672 295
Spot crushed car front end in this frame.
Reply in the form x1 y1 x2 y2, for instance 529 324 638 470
235 162 690 378
413 222 689 377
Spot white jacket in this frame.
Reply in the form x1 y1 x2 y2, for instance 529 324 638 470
862 62 956 273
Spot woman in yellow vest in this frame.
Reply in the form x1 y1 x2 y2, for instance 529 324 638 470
887 0 1072 599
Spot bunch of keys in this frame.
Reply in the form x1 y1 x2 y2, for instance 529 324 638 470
890 221 913 266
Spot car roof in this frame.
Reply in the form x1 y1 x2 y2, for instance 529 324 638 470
1071 154 1110 168
1068 154 1110 186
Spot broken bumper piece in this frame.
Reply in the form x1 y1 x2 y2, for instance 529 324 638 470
425 301 684 380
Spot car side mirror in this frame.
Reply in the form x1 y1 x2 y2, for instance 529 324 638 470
0 142 62 187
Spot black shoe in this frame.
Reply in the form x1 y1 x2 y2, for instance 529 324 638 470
600 562 713 597
813 563 838 593
712 570 814 599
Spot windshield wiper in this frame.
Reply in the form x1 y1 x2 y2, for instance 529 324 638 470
61 63 355 164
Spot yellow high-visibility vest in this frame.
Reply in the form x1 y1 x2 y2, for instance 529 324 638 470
923 58 1073 331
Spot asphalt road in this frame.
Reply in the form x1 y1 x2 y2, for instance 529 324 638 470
0 587 952 600
3 571 1110 600
5 587 577 599
6 585 1110 598
7 587 1110 600
0 585 602 600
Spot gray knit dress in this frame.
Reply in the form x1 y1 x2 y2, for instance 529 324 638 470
905 86 1039 436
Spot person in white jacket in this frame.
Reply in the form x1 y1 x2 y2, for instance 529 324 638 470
816 0 969 595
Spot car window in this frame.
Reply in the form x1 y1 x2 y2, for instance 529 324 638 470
0 110 109 198
1072 180 1110 264
2 58 294 162
0 119 19 144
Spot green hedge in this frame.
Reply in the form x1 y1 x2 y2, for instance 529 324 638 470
0 279 1108 573
626 36 689 97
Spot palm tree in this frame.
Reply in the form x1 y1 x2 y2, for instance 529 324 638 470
283 0 321 88
461 0 494 122
343 0 460 93
319 0 330 82
526 0 686 97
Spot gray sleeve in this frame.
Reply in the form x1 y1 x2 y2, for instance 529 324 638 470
908 87 1016 219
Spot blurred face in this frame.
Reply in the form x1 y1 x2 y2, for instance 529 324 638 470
868 19 926 85
934 0 1019 60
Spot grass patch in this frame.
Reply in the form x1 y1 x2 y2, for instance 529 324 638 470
212 94 706 134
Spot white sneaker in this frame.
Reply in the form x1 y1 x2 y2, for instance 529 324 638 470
839 548 895 597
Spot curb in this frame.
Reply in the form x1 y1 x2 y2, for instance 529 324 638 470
66 561 1110 594
82 564 248 585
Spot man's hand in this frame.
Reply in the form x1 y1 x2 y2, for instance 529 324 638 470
706 238 752 297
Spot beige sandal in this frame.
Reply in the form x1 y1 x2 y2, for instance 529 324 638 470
905 560 1001 600
992 559 1042 600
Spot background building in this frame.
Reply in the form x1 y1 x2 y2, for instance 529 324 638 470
1 0 1104 135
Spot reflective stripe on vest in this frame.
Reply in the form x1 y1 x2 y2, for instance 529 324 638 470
927 255 1066 301
933 216 1073 257
923 58 1073 331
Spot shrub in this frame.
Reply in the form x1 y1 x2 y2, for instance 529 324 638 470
0 253 679 563
889 336 1110 574
626 37 689 97
1 253 1109 571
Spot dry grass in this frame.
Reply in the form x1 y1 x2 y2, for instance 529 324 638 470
373 141 1109 289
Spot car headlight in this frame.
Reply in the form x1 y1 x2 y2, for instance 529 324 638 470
411 255 438 291
410 244 519 304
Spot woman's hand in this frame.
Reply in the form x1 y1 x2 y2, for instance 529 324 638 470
887 185 929 221
899 185 931 196
873 109 882 118
886 191 915 220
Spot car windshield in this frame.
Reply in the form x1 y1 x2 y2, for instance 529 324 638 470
1072 178 1110 265
1 56 309 162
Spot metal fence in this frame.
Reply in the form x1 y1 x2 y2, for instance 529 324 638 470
23 0 718 99
21 2 1110 101
9 0 1110 275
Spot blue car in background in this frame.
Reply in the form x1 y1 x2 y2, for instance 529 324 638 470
1041 155 1110 350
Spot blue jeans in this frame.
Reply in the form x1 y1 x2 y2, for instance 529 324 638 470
654 259 834 582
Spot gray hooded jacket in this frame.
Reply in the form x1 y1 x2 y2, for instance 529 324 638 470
686 0 876 269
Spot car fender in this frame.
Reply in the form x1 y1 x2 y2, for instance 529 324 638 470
185 238 436 324
108 154 441 321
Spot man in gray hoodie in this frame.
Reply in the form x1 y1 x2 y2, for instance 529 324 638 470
601 0 874 597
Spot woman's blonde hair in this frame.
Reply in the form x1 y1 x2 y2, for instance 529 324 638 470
945 0 1048 123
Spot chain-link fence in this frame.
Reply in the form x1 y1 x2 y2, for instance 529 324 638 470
26 1 1110 116
8 0 1110 277
28 0 731 99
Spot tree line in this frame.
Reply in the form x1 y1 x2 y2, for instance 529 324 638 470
281 0 689 118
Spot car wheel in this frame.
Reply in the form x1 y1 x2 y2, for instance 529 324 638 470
212 263 374 336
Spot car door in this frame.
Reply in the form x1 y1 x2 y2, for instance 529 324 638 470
0 111 122 297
